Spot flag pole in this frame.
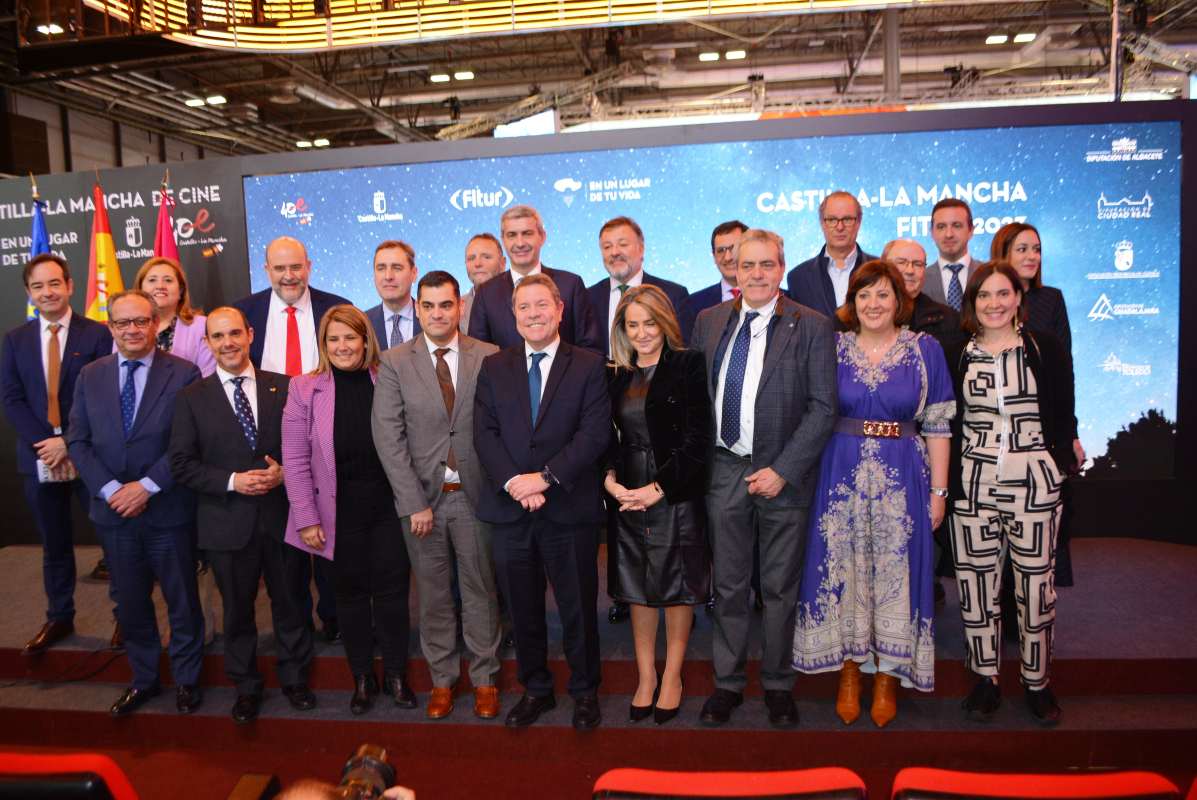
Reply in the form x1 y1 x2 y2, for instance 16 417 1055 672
30 172 40 201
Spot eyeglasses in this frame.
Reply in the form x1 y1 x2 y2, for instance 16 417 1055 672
110 317 154 331
822 216 859 228
890 257 927 270
713 244 736 256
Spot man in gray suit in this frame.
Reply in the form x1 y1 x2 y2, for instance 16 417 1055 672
691 228 837 729
924 198 977 311
372 270 503 722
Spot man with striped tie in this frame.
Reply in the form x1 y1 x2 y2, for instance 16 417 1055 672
365 240 422 351
925 198 977 312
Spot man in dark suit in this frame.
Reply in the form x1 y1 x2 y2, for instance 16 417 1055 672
587 216 689 358
785 191 878 318
473 273 611 729
691 229 837 729
169 306 316 724
67 290 204 717
884 238 963 348
461 233 506 335
365 240 422 350
468 204 602 353
1 253 115 654
682 220 748 344
233 235 348 639
924 198 977 312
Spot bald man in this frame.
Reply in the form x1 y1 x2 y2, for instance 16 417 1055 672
882 238 962 349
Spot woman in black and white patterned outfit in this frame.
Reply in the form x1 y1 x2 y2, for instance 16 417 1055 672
943 261 1077 728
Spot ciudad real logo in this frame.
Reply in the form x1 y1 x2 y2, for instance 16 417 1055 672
450 185 514 211
1096 192 1152 220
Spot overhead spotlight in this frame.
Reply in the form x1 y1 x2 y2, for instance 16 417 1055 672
184 97 206 107
808 38 825 47
296 140 313 148
698 51 720 62
985 34 1009 45
313 137 330 147
35 22 64 34
430 73 450 83
453 70 474 80
1013 32 1036 44
725 50 746 60
206 94 227 105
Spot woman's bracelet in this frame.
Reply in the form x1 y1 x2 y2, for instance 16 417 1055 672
930 487 948 498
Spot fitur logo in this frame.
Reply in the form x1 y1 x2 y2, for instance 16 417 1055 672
449 186 514 211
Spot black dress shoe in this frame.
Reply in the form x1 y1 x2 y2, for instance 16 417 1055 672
110 685 160 717
505 693 556 727
282 684 317 711
232 693 262 724
699 689 742 727
963 677 1001 722
350 673 379 716
382 673 417 709
90 558 110 581
573 695 601 730
764 689 799 729
23 620 74 655
607 602 630 624
322 618 341 643
176 684 203 714
1025 686 1062 727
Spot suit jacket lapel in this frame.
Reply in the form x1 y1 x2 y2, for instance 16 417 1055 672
254 373 283 452
452 338 481 428
535 342 571 429
411 341 450 424
760 300 799 390
311 372 336 467
708 301 740 393
129 355 170 437
58 321 86 393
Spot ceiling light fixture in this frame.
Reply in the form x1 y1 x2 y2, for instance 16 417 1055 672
35 23 64 34
430 73 451 83
184 97 206 107
985 34 1009 45
296 140 312 148
1013 32 1037 44
453 70 474 80
313 137 330 147
725 50 746 60
698 51 719 62
205 94 227 105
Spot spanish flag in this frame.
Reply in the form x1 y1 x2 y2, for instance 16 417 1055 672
84 182 124 322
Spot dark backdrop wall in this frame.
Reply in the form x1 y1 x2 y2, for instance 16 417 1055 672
0 101 1192 546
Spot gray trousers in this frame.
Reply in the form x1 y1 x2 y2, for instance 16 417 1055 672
403 489 502 689
707 449 808 693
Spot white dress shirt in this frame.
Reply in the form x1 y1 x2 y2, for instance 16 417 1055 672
511 264 543 287
40 309 71 434
933 253 973 299
261 288 318 374
216 363 258 491
384 299 416 349
826 246 861 308
714 294 779 457
607 270 644 339
424 333 461 483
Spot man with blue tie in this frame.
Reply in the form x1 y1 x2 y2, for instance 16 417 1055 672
68 290 204 716
682 220 748 343
365 240 422 350
924 198 977 312
691 229 837 730
785 191 878 318
473 273 611 730
2 254 115 655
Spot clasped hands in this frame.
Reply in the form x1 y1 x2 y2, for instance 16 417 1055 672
506 472 548 512
233 455 284 496
603 473 662 512
34 435 74 481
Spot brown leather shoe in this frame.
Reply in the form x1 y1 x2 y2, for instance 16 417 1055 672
109 621 124 651
427 687 454 720
835 660 862 725
473 686 500 719
23 620 74 655
871 673 899 728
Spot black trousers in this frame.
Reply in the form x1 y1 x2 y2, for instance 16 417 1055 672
207 525 314 696
333 508 411 677
490 517 600 698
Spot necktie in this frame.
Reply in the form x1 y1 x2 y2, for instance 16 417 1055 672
730 287 741 299
719 311 759 448
945 263 965 311
284 306 302 376
390 313 404 349
231 376 257 451
120 360 143 438
433 348 457 470
46 323 62 430
617 283 629 295
528 352 547 425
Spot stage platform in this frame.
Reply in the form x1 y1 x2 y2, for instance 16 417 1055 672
1 538 1194 798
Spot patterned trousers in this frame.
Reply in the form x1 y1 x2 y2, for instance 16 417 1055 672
949 457 1061 689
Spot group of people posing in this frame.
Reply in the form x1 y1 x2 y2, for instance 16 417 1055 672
2 192 1077 733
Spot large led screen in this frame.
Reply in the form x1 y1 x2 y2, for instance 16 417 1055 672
243 121 1181 468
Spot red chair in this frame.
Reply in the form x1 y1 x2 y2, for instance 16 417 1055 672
0 752 139 800
594 767 866 799
892 768 1179 800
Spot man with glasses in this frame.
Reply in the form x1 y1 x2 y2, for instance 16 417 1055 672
882 238 962 348
785 191 877 318
68 290 205 716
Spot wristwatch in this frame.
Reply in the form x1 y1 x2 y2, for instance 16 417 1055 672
540 467 558 486
930 487 948 498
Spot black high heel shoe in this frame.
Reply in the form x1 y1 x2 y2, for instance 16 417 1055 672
654 682 682 725
629 682 660 723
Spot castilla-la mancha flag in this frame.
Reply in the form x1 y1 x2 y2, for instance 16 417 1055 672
84 182 124 322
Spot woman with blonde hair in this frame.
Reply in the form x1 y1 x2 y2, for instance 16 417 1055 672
134 256 215 376
282 305 415 715
604 284 713 725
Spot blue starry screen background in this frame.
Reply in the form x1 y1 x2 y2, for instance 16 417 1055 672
243 120 1180 465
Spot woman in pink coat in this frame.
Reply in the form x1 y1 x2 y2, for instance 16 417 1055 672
134 256 216 376
282 304 414 715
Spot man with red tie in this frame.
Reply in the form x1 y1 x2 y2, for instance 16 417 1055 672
233 235 350 640
680 220 748 344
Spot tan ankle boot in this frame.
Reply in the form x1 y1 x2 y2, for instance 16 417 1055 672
835 660 862 725
871 673 899 727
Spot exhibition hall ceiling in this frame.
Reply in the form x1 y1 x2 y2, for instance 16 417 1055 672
2 0 1196 154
